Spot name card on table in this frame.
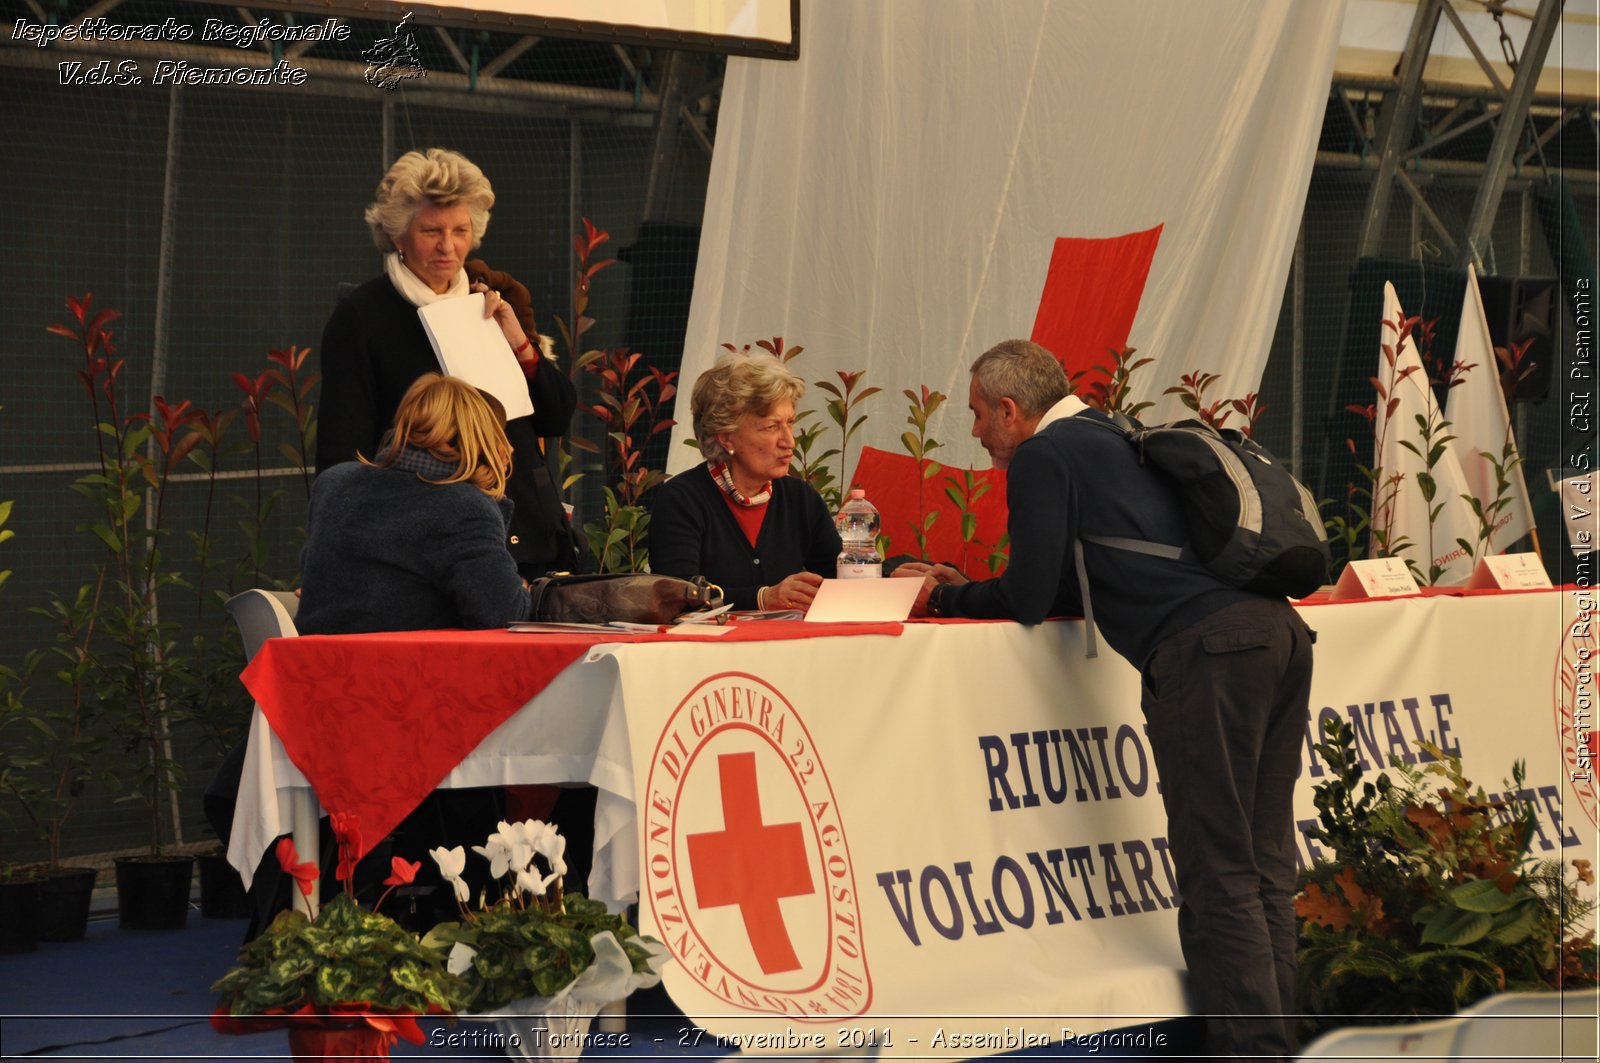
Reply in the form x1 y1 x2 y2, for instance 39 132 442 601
1330 557 1421 600
1466 552 1553 591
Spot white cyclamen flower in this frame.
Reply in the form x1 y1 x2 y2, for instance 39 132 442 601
515 864 549 898
539 830 569 879
429 845 470 903
447 941 477 976
472 836 513 880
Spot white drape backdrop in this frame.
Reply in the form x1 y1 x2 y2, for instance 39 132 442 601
670 0 1345 475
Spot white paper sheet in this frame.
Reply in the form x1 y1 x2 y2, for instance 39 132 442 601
417 293 535 419
803 577 922 622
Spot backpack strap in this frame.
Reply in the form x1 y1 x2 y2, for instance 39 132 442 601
1072 539 1099 659
1061 411 1193 658
1080 533 1184 560
1064 413 1193 564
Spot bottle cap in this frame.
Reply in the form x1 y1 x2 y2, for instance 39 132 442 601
849 488 866 499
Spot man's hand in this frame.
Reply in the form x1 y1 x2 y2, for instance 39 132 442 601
893 561 968 586
893 562 967 618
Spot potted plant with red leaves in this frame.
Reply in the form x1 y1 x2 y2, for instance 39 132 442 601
0 462 44 954
7 585 104 940
211 819 469 1061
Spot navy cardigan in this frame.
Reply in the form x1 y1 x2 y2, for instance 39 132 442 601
649 464 842 609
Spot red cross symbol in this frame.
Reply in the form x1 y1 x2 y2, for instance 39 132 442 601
687 751 815 975
1030 224 1163 390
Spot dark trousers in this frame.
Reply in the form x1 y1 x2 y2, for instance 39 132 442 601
1139 598 1315 1063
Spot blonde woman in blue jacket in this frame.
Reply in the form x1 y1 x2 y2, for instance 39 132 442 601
298 373 533 635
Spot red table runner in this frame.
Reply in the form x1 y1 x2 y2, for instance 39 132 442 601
241 621 904 859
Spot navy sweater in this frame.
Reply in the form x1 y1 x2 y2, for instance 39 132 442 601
649 465 842 609
943 411 1252 667
296 462 533 634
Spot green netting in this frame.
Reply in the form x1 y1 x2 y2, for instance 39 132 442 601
0 3 715 862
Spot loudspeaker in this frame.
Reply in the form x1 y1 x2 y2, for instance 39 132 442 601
1475 274 1558 402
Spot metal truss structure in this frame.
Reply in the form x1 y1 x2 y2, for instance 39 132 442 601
1334 0 1579 269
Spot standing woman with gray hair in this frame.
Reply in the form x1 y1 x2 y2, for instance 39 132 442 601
650 352 842 611
317 147 580 577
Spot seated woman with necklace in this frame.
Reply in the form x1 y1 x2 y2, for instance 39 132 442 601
649 352 841 612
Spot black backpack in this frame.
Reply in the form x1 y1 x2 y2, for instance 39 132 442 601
1067 412 1330 655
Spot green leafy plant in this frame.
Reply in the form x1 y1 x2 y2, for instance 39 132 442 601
573 348 677 573
1343 312 1423 574
1163 370 1268 438
1405 318 1477 584
814 369 882 506
264 345 319 501
1296 718 1596 1040
0 463 41 873
1077 346 1154 419
553 219 677 573
899 385 946 559
422 819 664 1012
553 218 617 372
231 368 278 588
943 468 1007 577
1461 337 1536 557
10 590 102 870
1349 313 1480 585
212 832 467 1045
45 295 199 856
553 217 619 503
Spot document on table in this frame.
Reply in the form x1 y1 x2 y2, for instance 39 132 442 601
416 293 535 419
803 577 921 622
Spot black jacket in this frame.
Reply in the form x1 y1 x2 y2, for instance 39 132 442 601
315 274 579 573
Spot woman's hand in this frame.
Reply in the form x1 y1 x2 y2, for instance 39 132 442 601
470 280 531 356
764 571 825 611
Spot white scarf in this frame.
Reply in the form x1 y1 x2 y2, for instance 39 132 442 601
384 251 468 307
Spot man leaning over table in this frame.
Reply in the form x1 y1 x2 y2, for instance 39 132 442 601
894 339 1316 1062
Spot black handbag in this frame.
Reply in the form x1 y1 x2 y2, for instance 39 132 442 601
525 573 724 625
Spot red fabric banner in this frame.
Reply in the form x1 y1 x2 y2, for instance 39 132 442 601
852 446 1010 578
1030 225 1163 390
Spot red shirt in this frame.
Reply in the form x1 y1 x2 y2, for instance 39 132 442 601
719 489 768 547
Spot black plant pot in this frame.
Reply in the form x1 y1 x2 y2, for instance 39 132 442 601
37 866 99 942
114 855 194 931
0 877 42 954
197 850 250 919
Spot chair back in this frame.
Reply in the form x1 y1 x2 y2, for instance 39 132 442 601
1296 1014 1464 1062
1457 988 1599 1062
225 589 300 661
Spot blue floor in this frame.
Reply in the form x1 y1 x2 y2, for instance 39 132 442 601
0 908 1202 1060
0 908 713 1060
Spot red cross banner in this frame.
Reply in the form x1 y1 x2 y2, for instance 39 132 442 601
669 0 1343 476
606 592 1597 1051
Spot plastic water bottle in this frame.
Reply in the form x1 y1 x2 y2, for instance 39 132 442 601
835 488 883 579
